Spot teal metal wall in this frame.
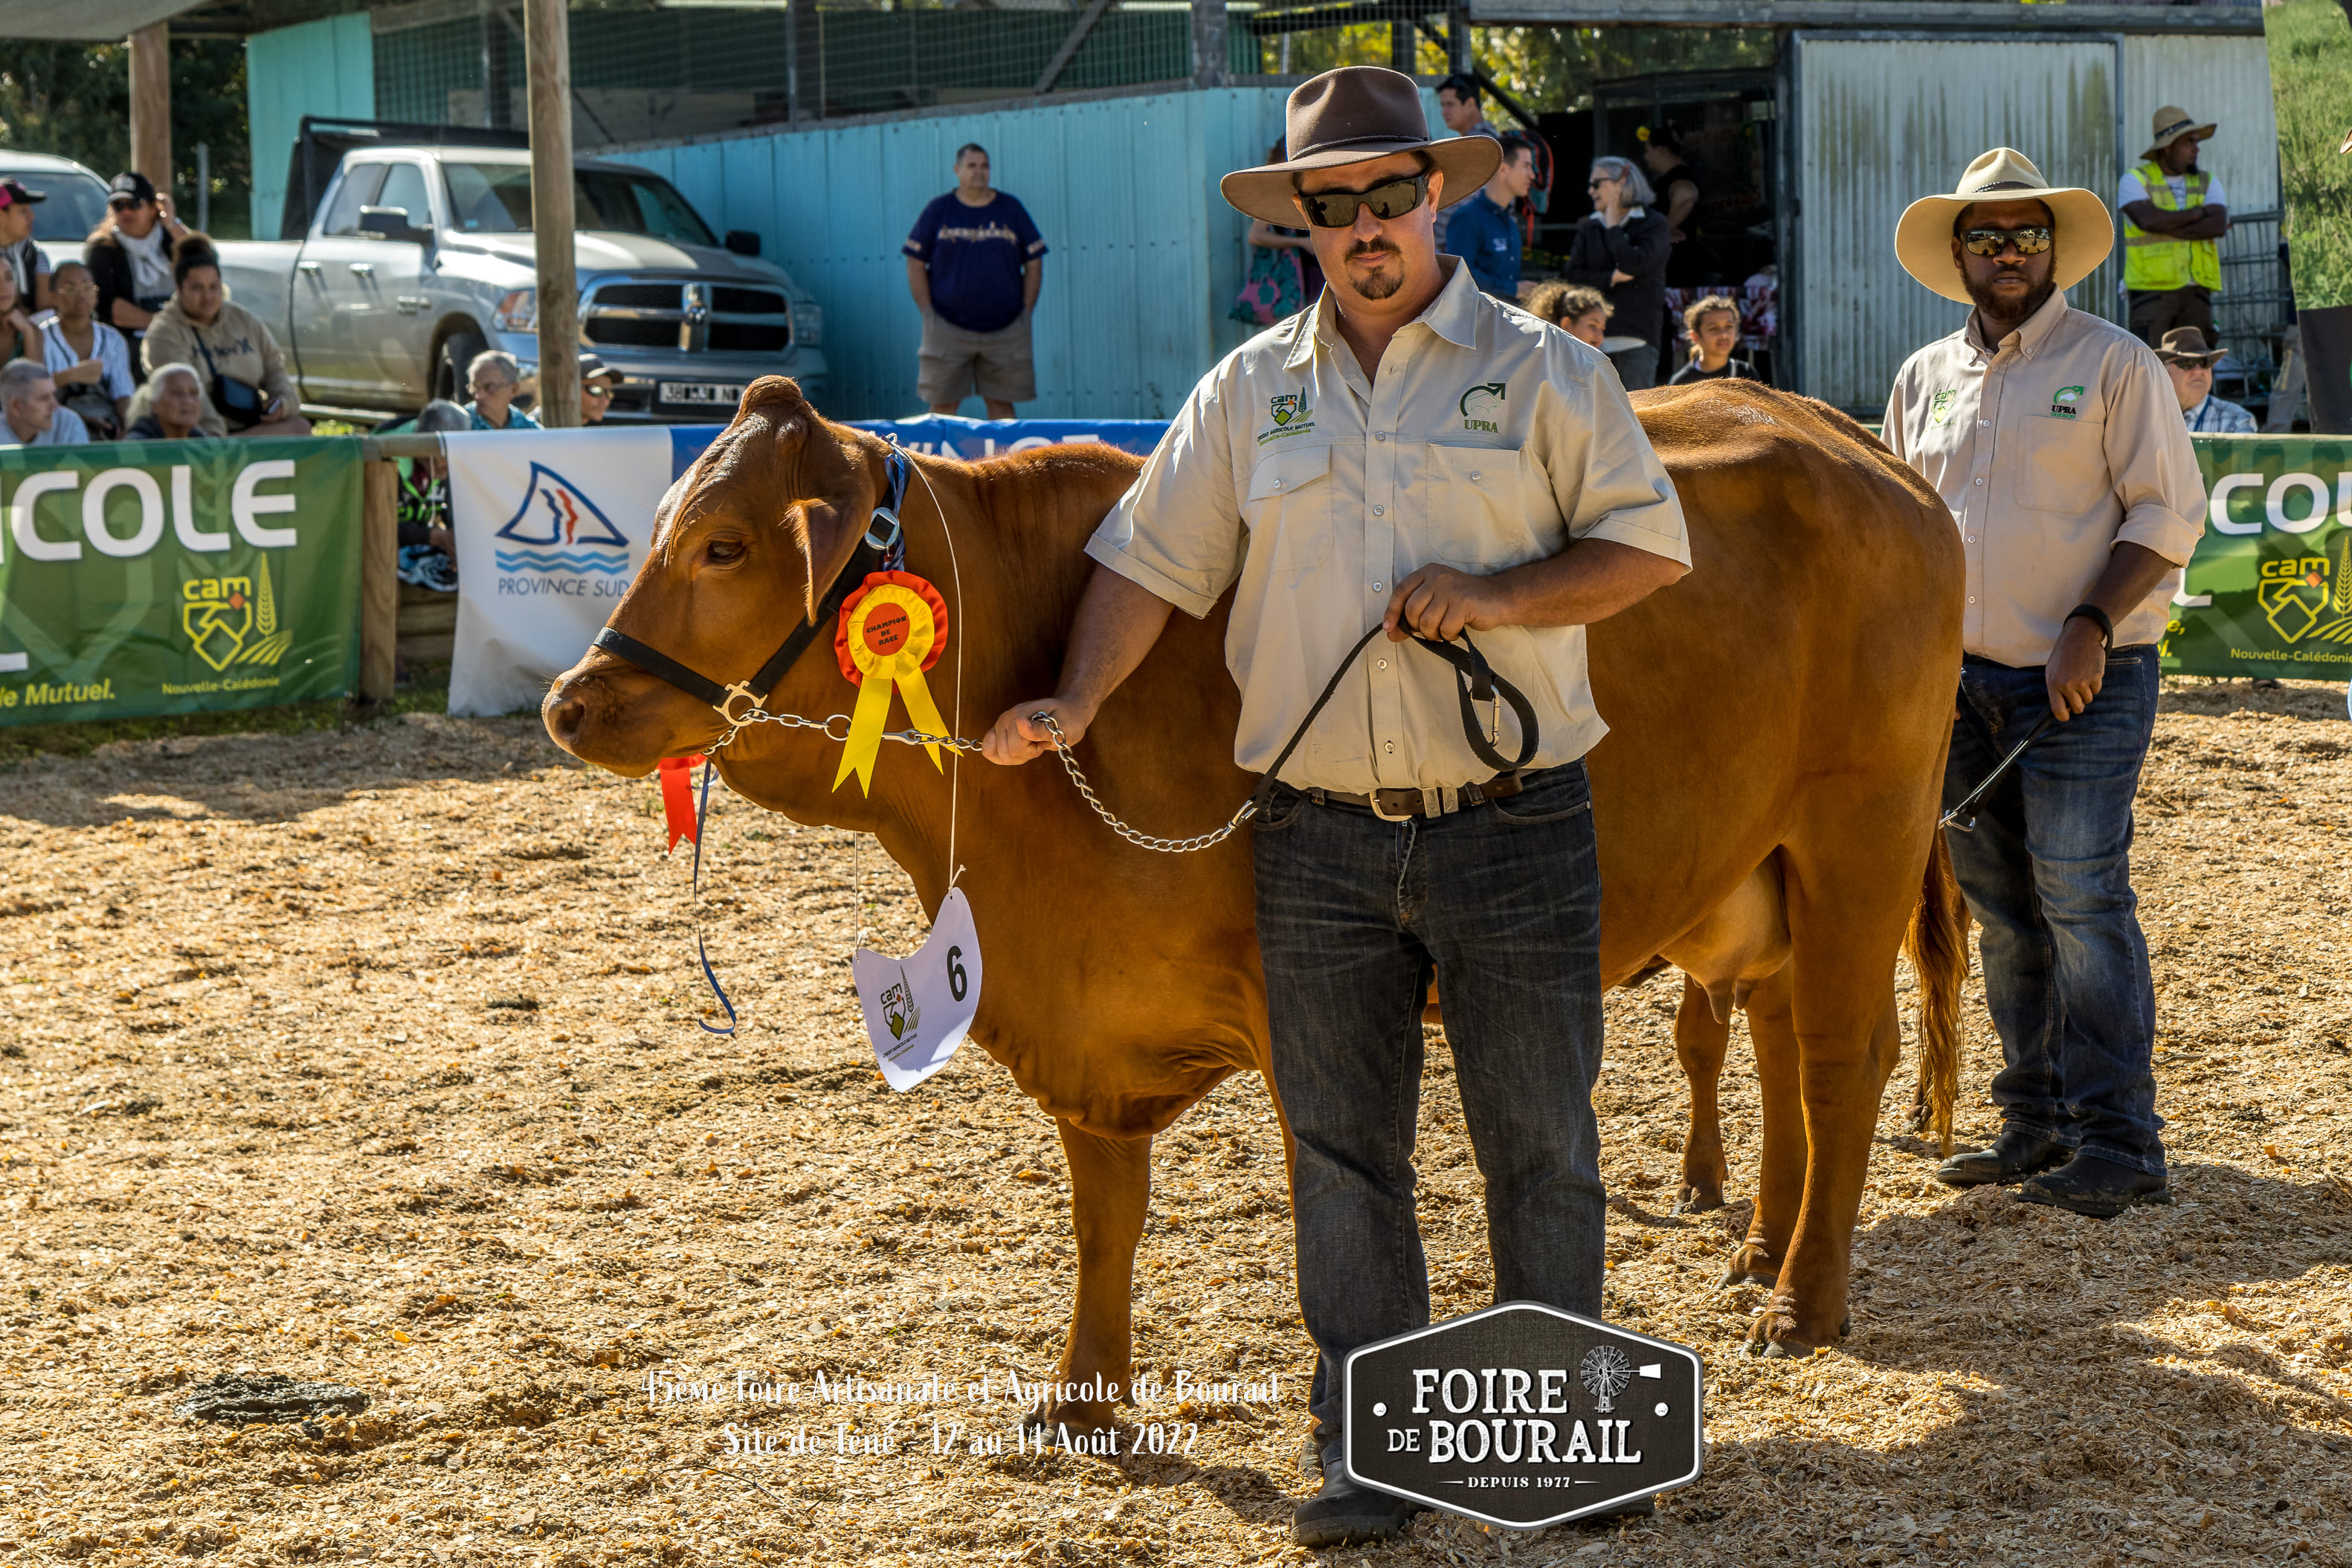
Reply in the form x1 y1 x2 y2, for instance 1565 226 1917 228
246 15 376 245
622 87 1298 422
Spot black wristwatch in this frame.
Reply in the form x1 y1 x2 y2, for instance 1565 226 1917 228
2064 603 2114 650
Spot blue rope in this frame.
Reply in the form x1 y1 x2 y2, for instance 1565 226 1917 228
689 758 738 1036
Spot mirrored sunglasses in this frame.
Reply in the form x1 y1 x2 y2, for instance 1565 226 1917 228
1297 173 1428 229
1961 225 2055 258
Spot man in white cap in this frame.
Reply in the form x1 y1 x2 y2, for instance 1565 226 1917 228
2120 107 2229 349
1883 149 2205 1219
980 65 1689 1547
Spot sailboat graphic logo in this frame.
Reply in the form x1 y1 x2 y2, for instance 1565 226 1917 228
492 462 631 575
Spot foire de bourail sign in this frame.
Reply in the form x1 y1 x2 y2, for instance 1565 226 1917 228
1344 1302 1704 1529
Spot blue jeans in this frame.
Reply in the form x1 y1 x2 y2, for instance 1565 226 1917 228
1942 649 2165 1176
1251 761 1608 1458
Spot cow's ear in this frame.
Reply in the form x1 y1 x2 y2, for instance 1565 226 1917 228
759 383 871 626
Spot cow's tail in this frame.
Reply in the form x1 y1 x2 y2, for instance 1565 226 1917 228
1904 827 1968 1156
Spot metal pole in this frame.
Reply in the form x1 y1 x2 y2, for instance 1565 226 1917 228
129 23 172 205
1191 0 1227 88
526 0 581 429
195 143 209 233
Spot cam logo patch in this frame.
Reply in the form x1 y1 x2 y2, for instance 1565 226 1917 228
1928 389 1956 425
1460 382 1506 433
878 967 921 1042
1258 391 1315 445
2258 548 2352 646
181 557 293 673
2050 384 2086 420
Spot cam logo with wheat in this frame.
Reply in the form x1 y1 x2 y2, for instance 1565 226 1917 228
181 557 294 673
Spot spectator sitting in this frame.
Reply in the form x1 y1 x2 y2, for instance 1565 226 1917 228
85 171 188 375
464 350 540 430
123 363 213 441
1563 157 1672 390
39 262 137 438
395 399 470 593
142 233 311 439
0 358 89 447
2153 327 2255 433
1668 294 1760 384
0 178 51 314
1445 135 1536 300
1524 280 1613 352
904 142 1047 419
0 265 36 367
579 352 617 424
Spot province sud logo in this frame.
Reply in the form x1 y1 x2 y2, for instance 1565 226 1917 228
2049 384 2087 420
1460 382 1505 433
181 556 293 672
494 462 630 574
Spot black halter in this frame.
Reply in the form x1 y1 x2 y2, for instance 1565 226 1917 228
590 445 914 725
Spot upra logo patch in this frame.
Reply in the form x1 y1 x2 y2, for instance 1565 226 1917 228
2049 384 2087 420
493 462 631 574
1460 382 1506 433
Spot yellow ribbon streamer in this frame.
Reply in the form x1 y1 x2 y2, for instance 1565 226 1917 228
832 583 950 796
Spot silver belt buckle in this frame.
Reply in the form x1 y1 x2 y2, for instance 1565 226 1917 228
1369 788 1416 822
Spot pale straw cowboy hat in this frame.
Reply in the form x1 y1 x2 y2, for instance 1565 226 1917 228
2142 106 2217 161
1220 66 1502 227
1893 147 2113 305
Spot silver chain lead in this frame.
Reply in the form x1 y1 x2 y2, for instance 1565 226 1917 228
694 704 1249 854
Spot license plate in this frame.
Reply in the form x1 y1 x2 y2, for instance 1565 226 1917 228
659 381 747 407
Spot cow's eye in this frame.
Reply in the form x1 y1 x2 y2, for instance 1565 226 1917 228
704 537 747 564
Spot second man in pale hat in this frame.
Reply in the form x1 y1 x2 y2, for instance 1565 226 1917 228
1883 147 2205 1219
2119 106 2229 349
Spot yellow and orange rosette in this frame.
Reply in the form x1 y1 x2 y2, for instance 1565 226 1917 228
831 571 952 795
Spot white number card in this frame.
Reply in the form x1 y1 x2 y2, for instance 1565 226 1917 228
852 886 982 1092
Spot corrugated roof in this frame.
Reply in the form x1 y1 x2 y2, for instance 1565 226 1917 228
4 0 213 41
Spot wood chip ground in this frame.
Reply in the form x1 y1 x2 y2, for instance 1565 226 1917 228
1 677 2347 1567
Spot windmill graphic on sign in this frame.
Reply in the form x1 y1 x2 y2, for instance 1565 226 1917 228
1580 1345 1633 1413
492 461 631 575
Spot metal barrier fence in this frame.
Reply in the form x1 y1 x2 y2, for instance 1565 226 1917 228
2211 208 2294 413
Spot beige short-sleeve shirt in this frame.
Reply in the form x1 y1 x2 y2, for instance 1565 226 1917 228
1086 258 1689 794
1881 291 2206 665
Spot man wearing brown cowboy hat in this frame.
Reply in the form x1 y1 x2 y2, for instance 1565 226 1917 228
2119 106 2230 349
2152 326 2255 433
980 65 1689 1546
1883 149 2205 1219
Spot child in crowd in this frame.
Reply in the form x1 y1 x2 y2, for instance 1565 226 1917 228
1524 280 1613 352
1668 294 1759 384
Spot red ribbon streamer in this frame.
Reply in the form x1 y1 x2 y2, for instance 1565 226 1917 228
658 755 706 852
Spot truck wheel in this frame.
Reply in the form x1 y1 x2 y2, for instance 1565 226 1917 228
434 330 487 405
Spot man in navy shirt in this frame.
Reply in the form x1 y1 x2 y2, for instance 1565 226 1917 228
1443 135 1533 299
904 144 1048 417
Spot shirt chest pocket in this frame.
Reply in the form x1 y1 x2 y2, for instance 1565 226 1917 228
1243 444 1336 571
2014 411 2112 517
1417 443 1543 571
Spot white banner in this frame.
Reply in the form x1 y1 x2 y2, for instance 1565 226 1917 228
444 427 675 717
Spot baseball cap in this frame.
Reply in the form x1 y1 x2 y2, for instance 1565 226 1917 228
578 352 616 386
109 172 159 207
0 178 46 209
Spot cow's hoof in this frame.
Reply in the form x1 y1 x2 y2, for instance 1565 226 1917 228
1721 1242 1779 1286
1675 1186 1725 1214
1023 1398 1120 1436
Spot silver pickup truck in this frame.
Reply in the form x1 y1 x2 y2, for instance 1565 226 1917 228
216 132 823 423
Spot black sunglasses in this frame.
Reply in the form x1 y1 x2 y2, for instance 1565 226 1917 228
1960 225 2055 258
1297 173 1429 229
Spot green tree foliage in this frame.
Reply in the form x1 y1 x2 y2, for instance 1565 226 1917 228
2266 0 2352 308
0 37 253 239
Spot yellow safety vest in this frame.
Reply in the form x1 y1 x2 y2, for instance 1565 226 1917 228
2121 162 2222 293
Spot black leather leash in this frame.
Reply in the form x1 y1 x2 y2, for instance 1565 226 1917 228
1940 708 2056 833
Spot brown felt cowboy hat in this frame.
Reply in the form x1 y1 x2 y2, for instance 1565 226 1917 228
1893 147 2113 305
2143 106 2217 161
1220 67 1501 227
2152 327 2226 367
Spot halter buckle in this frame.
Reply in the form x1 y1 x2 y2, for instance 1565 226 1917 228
718 683 767 724
863 508 903 554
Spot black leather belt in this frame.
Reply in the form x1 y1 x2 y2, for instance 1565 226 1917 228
1299 771 1527 822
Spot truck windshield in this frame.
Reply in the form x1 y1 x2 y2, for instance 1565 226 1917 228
441 163 717 247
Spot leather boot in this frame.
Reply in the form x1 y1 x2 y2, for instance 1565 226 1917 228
1934 1124 2071 1188
2018 1152 2171 1218
1292 1450 1423 1548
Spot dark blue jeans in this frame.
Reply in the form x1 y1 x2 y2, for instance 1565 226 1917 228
1943 648 2165 1177
1251 761 1608 1461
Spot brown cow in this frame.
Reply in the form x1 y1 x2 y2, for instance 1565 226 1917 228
542 375 1964 1429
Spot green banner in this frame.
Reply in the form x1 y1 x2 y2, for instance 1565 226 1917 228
0 436 363 726
2165 434 2352 680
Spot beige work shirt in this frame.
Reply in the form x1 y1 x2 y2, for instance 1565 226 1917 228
1881 291 2206 666
1086 258 1689 795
